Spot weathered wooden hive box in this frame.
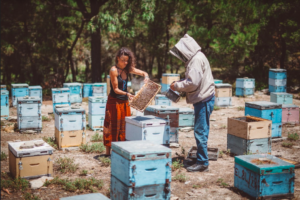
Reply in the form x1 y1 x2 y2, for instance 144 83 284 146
215 83 232 97
125 115 170 145
8 140 54 179
54 106 86 149
282 104 299 125
234 155 294 199
270 92 293 105
52 88 71 112
11 83 29 107
83 83 93 97
110 141 171 200
179 107 194 127
144 105 179 127
269 68 287 93
92 83 107 97
1 90 9 119
63 82 82 103
155 94 171 106
28 85 43 102
1 85 6 90
17 96 42 132
88 96 107 131
245 101 282 138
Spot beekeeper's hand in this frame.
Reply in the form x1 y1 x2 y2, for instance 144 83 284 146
126 92 135 100
170 82 176 91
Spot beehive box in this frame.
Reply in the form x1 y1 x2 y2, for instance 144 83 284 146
83 83 93 97
55 128 86 149
214 97 232 107
53 102 71 113
69 94 82 104
92 83 107 96
215 83 232 97
155 94 171 106
269 85 286 93
161 83 170 94
214 79 223 84
125 115 170 145
110 175 170 200
111 141 172 187
269 78 287 87
236 78 255 88
52 88 70 104
60 193 110 200
8 140 54 179
271 123 282 138
1 90 9 107
88 96 107 115
235 88 254 97
169 127 179 143
227 116 272 140
144 105 179 127
54 106 86 131
11 83 29 107
63 82 82 95
234 155 294 199
227 134 271 155
1 105 9 119
269 68 287 79
29 86 43 102
282 104 299 124
161 73 180 84
270 92 293 105
179 107 194 127
1 85 6 90
88 114 105 131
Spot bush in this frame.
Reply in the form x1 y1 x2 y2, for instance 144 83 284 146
42 116 51 122
287 133 299 141
173 173 188 182
0 177 29 192
1 152 7 161
213 106 221 111
42 137 57 149
80 143 105 153
91 132 103 142
237 106 245 111
98 157 111 167
55 157 78 173
80 170 88 176
282 142 293 148
24 192 41 200
172 159 184 171
217 178 229 187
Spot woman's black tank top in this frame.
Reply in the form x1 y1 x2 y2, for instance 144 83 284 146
109 68 128 100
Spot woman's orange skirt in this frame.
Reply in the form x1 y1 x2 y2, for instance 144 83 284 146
103 95 131 147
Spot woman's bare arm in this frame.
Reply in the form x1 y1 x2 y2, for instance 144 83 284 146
130 68 149 82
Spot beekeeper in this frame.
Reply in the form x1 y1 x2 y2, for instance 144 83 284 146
170 34 215 172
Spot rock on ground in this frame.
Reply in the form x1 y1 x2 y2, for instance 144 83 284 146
30 176 54 189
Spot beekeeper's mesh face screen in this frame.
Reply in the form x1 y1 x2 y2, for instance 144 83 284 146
170 46 188 63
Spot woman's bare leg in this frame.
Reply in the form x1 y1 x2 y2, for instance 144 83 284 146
106 146 111 156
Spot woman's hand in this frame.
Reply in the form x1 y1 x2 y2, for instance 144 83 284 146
127 92 135 100
144 74 149 83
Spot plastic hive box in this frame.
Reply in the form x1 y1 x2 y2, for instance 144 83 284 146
83 83 93 97
51 88 71 104
269 68 287 79
11 83 29 107
144 105 179 127
88 96 107 115
28 86 43 102
178 107 194 127
1 90 9 107
268 78 287 87
161 73 180 85
282 104 299 125
215 83 232 97
88 113 105 131
270 92 293 105
269 85 286 93
63 82 82 95
214 79 223 84
1 85 6 90
235 88 254 97
236 78 255 88
214 97 232 107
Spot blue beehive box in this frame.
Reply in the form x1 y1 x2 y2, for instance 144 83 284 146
269 68 287 79
53 102 71 113
1 106 9 119
227 134 271 155
214 79 223 84
60 193 110 200
29 86 43 102
269 78 287 87
17 97 42 132
269 85 286 93
11 83 29 107
155 94 171 106
111 175 170 200
1 90 9 119
179 107 194 127
1 85 6 90
88 114 105 131
125 115 170 145
54 106 86 132
52 88 70 104
236 78 255 88
170 127 179 143
234 155 294 199
63 82 82 95
161 83 170 94
215 97 231 107
88 96 107 115
69 94 82 104
83 83 93 97
92 83 107 96
235 88 254 97
111 141 172 187
271 123 282 138
270 92 293 105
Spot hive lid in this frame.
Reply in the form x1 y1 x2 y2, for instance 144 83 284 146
83 83 93 86
155 94 168 100
55 106 85 114
17 96 41 103
111 140 171 161
179 107 194 114
11 83 29 88
282 104 299 108
245 101 282 110
29 85 42 89
1 90 9 95
236 78 255 81
162 73 180 77
125 115 169 127
145 105 179 112
271 92 293 97
1 85 6 88
8 140 54 158
269 68 287 72
52 88 70 92
235 155 294 175
88 96 108 102
63 82 82 87
215 83 232 88
93 83 107 86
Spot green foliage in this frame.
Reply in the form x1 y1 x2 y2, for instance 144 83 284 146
24 193 41 200
287 133 299 141
91 132 103 142
173 173 188 183
80 143 105 153
1 121 5 126
1 152 7 161
214 106 221 111
98 157 111 167
237 106 245 111
80 170 88 176
217 178 229 187
55 157 78 173
0 177 29 192
282 142 293 148
42 137 57 149
42 116 51 122
172 159 184 171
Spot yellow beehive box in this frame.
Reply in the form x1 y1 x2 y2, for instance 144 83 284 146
55 128 86 149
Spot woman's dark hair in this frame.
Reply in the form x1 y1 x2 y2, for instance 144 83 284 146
115 47 136 73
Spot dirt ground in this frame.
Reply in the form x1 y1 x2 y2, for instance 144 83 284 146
1 91 300 200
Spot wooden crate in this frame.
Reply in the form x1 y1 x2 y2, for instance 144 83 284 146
55 128 86 149
228 116 272 139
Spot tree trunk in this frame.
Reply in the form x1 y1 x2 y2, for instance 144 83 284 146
91 26 101 82
85 59 90 82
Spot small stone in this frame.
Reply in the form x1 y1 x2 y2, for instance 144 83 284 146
34 141 44 147
20 142 35 149
210 119 216 121
186 135 193 138
170 143 180 148
14 140 21 142
64 147 80 152
184 181 191 184
292 146 300 149
30 176 54 189
179 127 193 132
170 197 179 200
213 125 218 127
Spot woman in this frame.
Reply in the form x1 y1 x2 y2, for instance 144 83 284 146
103 47 149 156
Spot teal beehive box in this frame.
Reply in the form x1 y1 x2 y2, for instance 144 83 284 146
29 86 43 102
270 92 293 105
11 83 29 107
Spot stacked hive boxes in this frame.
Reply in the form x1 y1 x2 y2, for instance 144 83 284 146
88 96 107 131
215 83 232 107
144 105 179 127
125 115 170 145
8 140 54 179
245 101 282 138
155 94 171 106
110 141 171 200
161 73 180 93
269 68 287 93
83 83 93 97
92 83 107 97
234 155 294 199
1 85 6 90
17 97 42 133
29 86 43 102
1 90 9 119
54 106 86 149
11 83 29 107
235 78 255 97
52 88 71 113
227 116 272 155
214 79 223 84
63 82 82 103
